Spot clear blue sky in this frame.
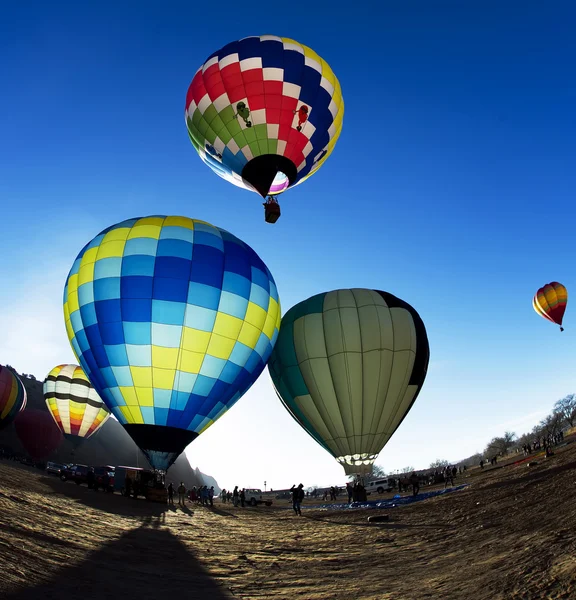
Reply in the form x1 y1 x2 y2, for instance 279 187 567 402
1 1 575 489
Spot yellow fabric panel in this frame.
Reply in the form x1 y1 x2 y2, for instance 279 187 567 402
320 58 336 86
119 387 139 406
181 327 210 353
130 366 153 388
135 216 165 228
127 406 144 424
82 246 99 265
244 301 267 330
262 313 277 339
151 346 179 369
135 387 154 407
164 216 195 229
119 406 134 422
96 240 126 259
238 321 261 348
151 367 176 390
207 334 235 360
177 350 204 374
213 312 243 340
198 418 214 434
78 262 95 286
101 227 130 243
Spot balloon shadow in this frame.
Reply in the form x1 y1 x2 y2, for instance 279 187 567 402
41 476 169 519
3 523 234 599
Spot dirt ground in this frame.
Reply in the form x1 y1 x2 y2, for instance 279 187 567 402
2 442 576 600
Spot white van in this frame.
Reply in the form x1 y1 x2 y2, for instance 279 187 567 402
365 478 393 494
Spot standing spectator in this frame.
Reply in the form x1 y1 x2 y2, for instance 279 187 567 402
290 483 305 516
177 482 186 505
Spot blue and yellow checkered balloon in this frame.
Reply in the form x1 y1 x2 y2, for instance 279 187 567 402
64 216 281 470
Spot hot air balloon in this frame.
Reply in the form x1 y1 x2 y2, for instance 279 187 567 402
533 282 567 331
185 35 344 223
14 409 63 461
43 364 111 445
0 365 27 431
64 216 281 471
268 289 430 475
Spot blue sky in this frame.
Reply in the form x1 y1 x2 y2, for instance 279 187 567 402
1 1 575 489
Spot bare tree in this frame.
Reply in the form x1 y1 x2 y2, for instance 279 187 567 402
539 413 563 438
554 394 576 428
371 464 386 478
429 459 450 469
485 431 516 456
400 465 415 473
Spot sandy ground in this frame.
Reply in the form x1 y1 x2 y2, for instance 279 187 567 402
2 442 576 599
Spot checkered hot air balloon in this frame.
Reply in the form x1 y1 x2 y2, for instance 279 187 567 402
533 282 568 331
0 365 27 431
185 35 344 222
63 216 281 471
43 364 111 445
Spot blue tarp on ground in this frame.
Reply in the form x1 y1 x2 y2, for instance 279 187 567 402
280 484 469 511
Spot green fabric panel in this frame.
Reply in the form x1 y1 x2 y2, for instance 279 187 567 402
257 139 268 155
191 109 203 128
234 131 249 149
254 123 268 140
248 140 260 157
204 126 217 145
197 118 209 137
226 118 242 137
243 127 257 144
210 115 226 137
203 104 218 124
219 105 235 124
268 138 278 154
217 126 232 145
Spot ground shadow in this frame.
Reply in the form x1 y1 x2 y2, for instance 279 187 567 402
4 523 234 600
42 476 169 519
206 504 239 519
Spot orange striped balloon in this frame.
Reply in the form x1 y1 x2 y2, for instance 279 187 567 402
533 282 568 331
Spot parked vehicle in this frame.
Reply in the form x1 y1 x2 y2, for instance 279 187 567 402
366 478 394 494
60 464 90 485
93 466 115 492
46 462 66 476
244 488 273 507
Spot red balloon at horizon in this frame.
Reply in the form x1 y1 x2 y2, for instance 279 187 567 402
14 410 63 460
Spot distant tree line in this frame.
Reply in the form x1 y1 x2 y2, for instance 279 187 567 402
371 393 576 476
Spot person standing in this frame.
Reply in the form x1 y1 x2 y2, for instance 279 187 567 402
167 482 174 505
290 483 305 516
177 482 186 505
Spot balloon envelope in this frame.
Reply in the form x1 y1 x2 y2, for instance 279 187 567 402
14 409 63 460
43 364 111 443
533 282 567 331
269 289 430 475
0 365 27 431
185 35 344 199
64 216 281 470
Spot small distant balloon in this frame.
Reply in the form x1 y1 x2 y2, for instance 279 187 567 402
0 365 27 431
533 282 567 331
